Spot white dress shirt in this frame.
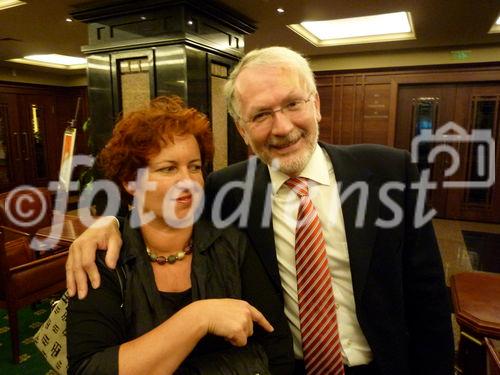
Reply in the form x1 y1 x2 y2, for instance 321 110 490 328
268 145 373 366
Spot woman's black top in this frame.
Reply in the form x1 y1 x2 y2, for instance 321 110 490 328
67 217 294 374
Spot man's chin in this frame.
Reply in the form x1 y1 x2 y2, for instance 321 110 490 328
267 155 306 176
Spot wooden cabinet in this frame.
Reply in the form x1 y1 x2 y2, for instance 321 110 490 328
0 85 88 192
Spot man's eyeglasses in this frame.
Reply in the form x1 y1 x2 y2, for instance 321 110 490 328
242 96 313 126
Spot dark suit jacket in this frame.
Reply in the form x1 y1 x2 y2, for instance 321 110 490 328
205 142 454 375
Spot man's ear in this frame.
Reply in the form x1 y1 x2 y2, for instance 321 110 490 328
313 92 322 123
236 122 250 146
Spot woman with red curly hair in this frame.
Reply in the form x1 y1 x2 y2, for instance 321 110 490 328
67 96 293 375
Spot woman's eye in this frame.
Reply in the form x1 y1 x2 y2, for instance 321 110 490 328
159 166 176 173
190 165 202 172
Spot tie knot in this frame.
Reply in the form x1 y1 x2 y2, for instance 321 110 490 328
285 177 309 197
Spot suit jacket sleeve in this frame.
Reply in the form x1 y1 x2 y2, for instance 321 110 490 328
402 151 454 375
238 231 295 375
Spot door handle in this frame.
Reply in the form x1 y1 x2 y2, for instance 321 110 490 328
22 132 30 161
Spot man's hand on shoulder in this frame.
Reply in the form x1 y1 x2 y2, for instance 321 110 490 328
66 216 122 299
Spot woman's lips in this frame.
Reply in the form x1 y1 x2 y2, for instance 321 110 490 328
175 194 192 204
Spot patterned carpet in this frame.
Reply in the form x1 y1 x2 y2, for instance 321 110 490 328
0 299 55 375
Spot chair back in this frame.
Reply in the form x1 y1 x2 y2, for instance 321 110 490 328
0 187 54 238
0 229 34 299
0 226 68 363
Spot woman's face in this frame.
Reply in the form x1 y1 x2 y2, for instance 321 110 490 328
129 134 205 227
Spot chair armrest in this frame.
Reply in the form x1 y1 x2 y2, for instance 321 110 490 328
10 251 68 273
8 251 68 299
4 236 34 265
1 225 32 238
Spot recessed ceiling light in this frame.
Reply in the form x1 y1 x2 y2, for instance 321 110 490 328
140 16 146 20
65 18 73 22
0 0 26 11
277 8 285 14
489 15 500 33
288 11 416 47
8 54 86 69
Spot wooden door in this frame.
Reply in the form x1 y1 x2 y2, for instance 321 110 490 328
18 95 55 187
396 83 500 223
395 84 457 217
0 93 55 189
446 84 500 222
0 93 24 190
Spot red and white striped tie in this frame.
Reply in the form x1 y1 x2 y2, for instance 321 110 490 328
286 177 344 375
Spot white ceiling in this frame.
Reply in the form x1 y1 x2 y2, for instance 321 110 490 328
0 0 499 72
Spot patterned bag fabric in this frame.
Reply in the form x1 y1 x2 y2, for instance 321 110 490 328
34 263 126 375
33 292 69 374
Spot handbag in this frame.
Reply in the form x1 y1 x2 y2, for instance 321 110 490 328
33 292 70 374
34 264 126 375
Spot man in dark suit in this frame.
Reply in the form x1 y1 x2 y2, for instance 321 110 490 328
66 47 454 374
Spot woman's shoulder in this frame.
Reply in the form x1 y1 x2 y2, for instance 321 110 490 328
194 218 248 250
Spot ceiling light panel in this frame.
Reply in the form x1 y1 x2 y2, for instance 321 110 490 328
8 54 86 69
0 0 25 11
288 11 416 47
489 16 500 33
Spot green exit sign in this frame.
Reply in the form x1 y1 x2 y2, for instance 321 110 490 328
451 50 471 60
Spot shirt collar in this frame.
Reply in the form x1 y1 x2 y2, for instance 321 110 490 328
268 144 331 194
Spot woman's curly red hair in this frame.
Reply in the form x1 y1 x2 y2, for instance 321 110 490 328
98 96 213 189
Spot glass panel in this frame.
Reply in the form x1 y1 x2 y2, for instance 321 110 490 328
211 63 229 171
465 98 498 205
413 97 439 172
31 104 48 179
0 104 12 185
119 57 150 114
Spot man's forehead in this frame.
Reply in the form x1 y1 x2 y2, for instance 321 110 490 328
236 64 299 86
234 67 306 106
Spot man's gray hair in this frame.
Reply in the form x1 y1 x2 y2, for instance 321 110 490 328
224 46 317 122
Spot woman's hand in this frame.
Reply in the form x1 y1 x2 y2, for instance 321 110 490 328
192 299 274 346
118 298 274 375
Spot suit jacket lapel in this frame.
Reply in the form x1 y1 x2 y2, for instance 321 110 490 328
322 143 379 305
246 160 283 292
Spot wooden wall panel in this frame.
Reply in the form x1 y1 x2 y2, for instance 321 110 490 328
362 84 391 144
316 76 333 143
316 63 500 147
336 82 356 144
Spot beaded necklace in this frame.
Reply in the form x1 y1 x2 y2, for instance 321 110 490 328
146 241 193 265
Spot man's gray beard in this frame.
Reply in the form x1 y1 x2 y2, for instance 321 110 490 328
271 154 309 176
250 124 319 176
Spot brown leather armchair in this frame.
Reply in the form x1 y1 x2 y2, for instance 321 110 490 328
0 228 68 363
